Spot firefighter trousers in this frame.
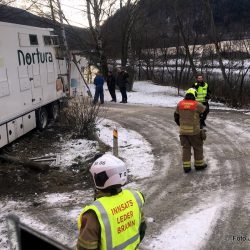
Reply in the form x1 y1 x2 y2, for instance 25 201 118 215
180 133 204 168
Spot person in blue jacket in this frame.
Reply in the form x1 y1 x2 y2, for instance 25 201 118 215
93 71 105 104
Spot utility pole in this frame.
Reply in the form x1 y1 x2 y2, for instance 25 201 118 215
49 0 55 24
56 0 71 92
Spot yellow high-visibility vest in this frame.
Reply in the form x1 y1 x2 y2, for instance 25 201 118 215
78 189 144 250
194 82 208 103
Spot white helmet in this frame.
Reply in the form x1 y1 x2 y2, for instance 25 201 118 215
90 153 127 190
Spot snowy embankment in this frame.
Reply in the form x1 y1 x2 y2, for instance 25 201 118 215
55 118 155 179
97 119 154 180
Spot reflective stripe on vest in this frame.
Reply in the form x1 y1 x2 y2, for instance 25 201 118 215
78 189 144 250
195 82 208 102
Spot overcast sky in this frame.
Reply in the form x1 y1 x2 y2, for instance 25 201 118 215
13 0 121 28
13 0 89 28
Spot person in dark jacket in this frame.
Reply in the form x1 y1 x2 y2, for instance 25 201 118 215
116 68 129 103
93 71 104 104
107 71 117 102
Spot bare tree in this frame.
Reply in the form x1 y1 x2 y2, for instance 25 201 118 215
0 0 15 5
202 0 230 87
85 0 117 77
119 0 140 68
173 0 197 77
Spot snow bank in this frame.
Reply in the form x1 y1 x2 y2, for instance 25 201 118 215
97 119 154 179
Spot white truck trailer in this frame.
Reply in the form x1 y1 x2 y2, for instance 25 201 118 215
0 21 68 149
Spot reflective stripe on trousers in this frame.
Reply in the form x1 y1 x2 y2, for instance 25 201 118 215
92 190 143 250
183 161 191 168
195 159 204 166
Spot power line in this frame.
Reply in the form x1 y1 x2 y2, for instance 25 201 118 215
60 2 87 13
63 17 88 28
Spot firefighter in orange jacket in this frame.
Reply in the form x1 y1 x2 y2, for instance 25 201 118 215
174 88 207 173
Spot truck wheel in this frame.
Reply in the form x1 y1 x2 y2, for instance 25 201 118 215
51 102 60 121
37 108 48 130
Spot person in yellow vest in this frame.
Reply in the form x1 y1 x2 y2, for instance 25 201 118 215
174 88 207 173
192 74 211 128
76 153 146 250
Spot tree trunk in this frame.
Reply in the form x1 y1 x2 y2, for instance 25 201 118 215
203 0 230 87
174 1 197 77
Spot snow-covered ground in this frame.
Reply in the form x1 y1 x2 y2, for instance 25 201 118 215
126 82 184 108
90 81 234 110
143 196 225 250
59 139 98 167
1 80 248 249
97 119 154 180
0 119 154 249
89 80 182 108
0 190 92 249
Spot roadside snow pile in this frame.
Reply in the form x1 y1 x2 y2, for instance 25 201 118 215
56 118 155 179
145 201 223 250
59 139 98 167
97 119 154 179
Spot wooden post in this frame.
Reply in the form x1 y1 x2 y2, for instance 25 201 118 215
113 128 118 157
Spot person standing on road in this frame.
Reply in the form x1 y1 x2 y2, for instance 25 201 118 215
76 154 147 250
93 71 105 104
116 68 129 103
107 71 117 102
174 88 207 173
192 74 211 128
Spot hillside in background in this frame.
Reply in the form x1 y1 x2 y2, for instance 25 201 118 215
102 0 250 58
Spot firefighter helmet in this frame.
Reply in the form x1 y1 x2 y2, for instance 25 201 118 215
186 88 198 98
90 154 127 189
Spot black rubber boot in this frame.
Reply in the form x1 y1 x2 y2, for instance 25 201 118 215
201 120 206 127
183 167 191 173
195 164 207 171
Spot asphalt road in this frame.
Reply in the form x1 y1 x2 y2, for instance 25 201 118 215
106 103 250 250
